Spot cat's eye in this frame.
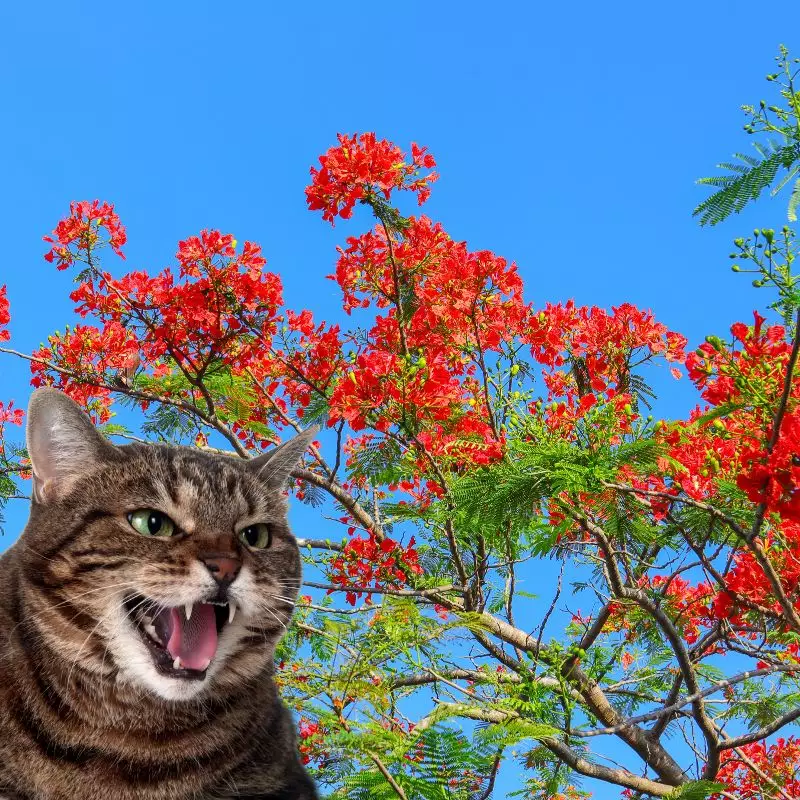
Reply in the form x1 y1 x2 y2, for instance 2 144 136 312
128 509 176 538
239 523 272 550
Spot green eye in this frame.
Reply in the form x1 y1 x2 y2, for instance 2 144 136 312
239 523 272 550
128 509 176 538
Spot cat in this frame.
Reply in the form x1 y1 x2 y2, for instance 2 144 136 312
0 388 320 800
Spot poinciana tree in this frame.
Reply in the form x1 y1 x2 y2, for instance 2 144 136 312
3 50 800 800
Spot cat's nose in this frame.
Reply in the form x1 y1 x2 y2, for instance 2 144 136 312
201 556 241 586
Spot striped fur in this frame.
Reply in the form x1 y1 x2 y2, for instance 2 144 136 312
0 391 318 799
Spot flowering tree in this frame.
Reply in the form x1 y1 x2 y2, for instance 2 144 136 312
4 51 800 800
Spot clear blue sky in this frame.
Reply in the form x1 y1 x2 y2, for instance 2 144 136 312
2 2 800 796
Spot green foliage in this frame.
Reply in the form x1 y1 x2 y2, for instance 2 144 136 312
695 45 800 226
0 439 26 536
338 728 500 800
451 435 662 533
695 141 800 226
664 781 726 800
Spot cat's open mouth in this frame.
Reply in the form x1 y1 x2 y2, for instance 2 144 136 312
124 596 233 680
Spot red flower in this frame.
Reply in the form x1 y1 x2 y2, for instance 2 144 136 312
306 133 438 224
0 285 10 342
43 200 126 269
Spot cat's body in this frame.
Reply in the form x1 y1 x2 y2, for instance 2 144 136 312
0 390 319 799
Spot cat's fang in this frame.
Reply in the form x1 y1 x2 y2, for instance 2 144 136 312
228 602 237 624
173 657 182 670
185 602 193 621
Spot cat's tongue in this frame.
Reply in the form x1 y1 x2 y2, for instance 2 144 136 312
164 604 218 671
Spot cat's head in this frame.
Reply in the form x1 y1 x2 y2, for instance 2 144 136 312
20 388 316 702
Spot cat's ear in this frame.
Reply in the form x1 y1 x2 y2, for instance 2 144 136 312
26 388 118 503
246 426 319 489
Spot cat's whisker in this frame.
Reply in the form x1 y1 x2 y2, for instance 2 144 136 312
266 594 297 607
5 581 142 640
261 606 288 632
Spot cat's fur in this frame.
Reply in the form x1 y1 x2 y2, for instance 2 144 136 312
0 389 319 799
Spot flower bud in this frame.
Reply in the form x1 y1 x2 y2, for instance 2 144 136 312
510 364 520 376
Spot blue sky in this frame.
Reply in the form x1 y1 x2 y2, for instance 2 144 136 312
3 1 800 796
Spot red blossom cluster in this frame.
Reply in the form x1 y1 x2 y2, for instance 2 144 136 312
297 718 328 766
605 575 716 646
306 133 437 223
322 211 530 469
712 520 800 631
671 312 795 505
713 737 800 799
328 530 424 606
0 285 10 342
526 301 687 441
43 200 127 269
0 400 23 427
30 322 139 423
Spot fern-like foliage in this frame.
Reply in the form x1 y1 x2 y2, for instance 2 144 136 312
664 781 726 800
451 436 662 533
694 141 800 226
339 728 500 800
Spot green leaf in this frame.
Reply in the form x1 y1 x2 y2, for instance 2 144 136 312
694 142 800 226
788 176 800 223
664 781 726 800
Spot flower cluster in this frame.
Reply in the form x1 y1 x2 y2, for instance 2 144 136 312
0 400 23 427
43 200 127 269
713 737 800 799
328 530 424 605
0 285 10 342
306 133 437 223
671 312 796 508
297 718 328 766
526 301 687 440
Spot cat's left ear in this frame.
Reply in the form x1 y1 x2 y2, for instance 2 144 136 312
246 426 319 489
26 388 119 504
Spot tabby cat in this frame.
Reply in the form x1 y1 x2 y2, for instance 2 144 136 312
0 388 320 799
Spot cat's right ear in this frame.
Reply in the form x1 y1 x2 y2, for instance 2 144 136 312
26 388 118 504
